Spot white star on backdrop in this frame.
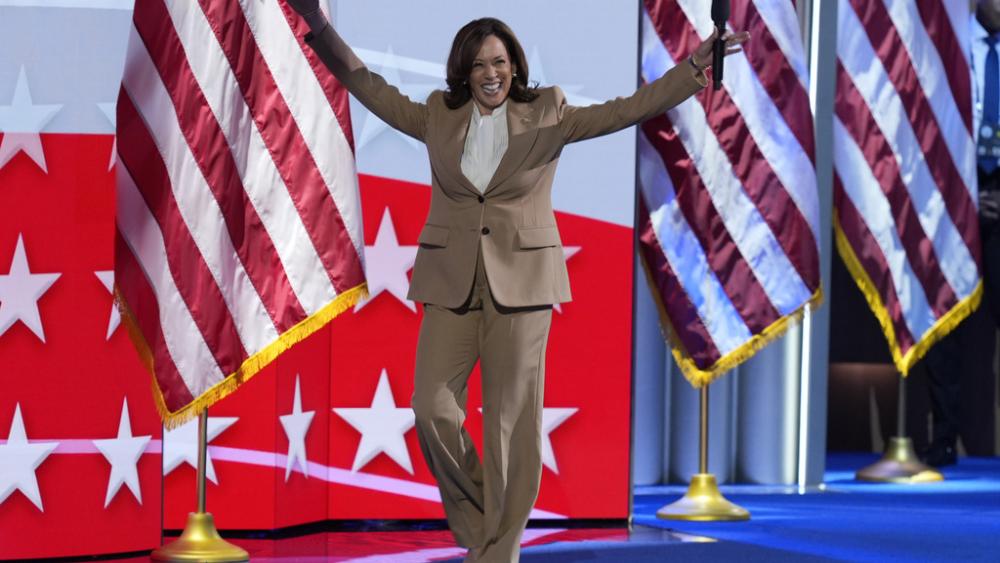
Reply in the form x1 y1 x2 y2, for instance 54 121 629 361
95 270 120 339
356 46 438 151
356 208 418 313
279 375 315 481
478 405 578 474
98 102 116 171
333 369 416 474
93 398 151 508
0 66 62 173
540 407 577 474
0 234 61 342
162 415 239 484
0 404 59 511
553 246 581 314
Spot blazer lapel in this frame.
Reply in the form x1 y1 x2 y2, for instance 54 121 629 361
484 100 540 195
440 101 481 196
437 98 541 196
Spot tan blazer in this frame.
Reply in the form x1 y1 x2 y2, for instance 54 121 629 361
307 25 706 308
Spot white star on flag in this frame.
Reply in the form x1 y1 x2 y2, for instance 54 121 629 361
333 369 416 474
93 398 151 508
0 234 61 342
540 407 577 474
0 404 59 511
0 67 62 173
95 270 120 339
98 102 116 171
357 46 439 151
279 375 315 481
356 208 418 313
162 415 238 484
553 246 581 314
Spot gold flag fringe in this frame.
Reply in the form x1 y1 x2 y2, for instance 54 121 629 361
639 251 824 389
114 282 368 430
833 209 982 377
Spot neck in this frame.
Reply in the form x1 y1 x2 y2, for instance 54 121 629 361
473 100 494 116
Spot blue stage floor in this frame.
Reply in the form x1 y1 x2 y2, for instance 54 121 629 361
630 453 1000 562
89 454 999 562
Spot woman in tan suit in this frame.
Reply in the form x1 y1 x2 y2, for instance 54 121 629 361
289 2 747 561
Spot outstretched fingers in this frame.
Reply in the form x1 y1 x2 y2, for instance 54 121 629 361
722 31 751 57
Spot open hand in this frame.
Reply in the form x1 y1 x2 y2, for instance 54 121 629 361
982 191 1000 222
691 29 751 70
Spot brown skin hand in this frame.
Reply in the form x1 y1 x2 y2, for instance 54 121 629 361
691 29 751 69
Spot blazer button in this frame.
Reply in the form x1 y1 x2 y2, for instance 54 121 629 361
478 195 485 203
481 227 490 235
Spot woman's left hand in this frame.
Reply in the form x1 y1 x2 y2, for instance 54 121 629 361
691 29 751 70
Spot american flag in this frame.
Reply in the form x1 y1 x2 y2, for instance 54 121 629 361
114 0 366 428
834 0 980 375
639 0 821 385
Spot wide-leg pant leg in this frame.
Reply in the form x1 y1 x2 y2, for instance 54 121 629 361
476 295 552 563
412 301 486 549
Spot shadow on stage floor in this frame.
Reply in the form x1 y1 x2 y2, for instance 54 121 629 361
80 453 999 562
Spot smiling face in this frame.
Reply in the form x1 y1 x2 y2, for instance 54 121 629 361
468 35 515 115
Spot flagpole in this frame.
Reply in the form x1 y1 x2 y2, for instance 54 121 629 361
855 374 943 483
897 375 906 439
656 385 749 521
197 410 208 514
151 409 249 562
699 385 708 474
657 3 748 520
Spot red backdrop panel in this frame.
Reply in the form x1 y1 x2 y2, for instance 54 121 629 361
0 140 633 559
0 134 161 559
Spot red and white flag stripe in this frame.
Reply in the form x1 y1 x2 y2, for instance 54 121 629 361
639 0 820 385
834 0 981 374
115 0 366 426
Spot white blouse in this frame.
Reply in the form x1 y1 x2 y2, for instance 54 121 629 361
460 101 509 193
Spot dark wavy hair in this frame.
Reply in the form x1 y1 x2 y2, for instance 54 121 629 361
443 17 539 110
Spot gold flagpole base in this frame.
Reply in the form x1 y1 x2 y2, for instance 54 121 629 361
151 512 249 562
855 437 944 483
655 473 750 521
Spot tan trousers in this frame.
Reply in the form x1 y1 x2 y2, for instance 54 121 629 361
412 256 552 563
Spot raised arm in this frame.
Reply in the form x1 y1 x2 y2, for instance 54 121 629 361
557 62 706 144
558 29 749 144
290 1 428 142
